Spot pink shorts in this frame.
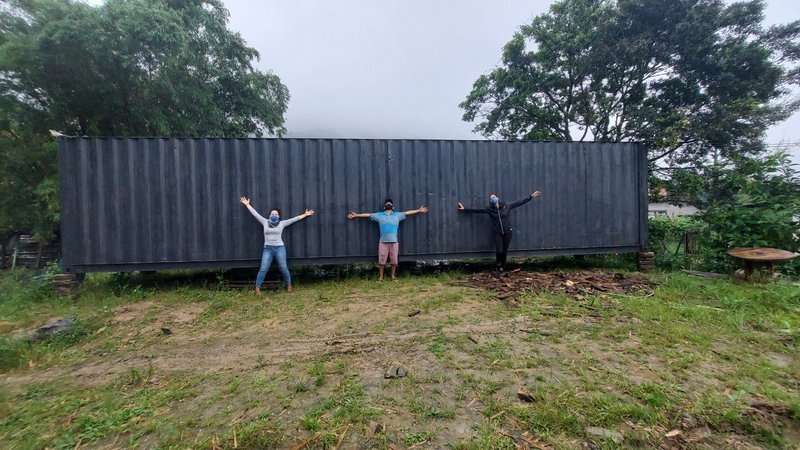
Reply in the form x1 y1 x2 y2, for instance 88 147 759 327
378 242 399 265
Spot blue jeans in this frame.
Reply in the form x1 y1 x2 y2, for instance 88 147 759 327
255 245 292 288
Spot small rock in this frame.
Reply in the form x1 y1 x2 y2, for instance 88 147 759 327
517 387 535 402
26 317 76 341
383 366 407 379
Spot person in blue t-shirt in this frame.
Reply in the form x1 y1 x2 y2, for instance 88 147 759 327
347 198 428 281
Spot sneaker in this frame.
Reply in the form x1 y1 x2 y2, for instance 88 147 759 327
287 284 294 293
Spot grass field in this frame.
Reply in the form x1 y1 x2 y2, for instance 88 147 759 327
0 261 798 449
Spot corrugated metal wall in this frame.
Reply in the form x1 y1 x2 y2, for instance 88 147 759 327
58 138 648 272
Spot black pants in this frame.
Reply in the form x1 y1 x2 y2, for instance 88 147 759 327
493 231 513 268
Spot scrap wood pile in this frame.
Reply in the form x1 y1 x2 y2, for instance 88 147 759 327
459 269 655 303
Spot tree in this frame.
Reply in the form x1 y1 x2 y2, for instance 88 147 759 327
460 0 800 168
0 0 289 241
698 151 800 273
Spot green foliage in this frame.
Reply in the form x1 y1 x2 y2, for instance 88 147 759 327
662 169 706 204
0 137 58 241
460 0 800 168
647 215 704 270
648 216 703 254
0 335 27 371
698 152 800 274
0 267 94 372
0 265 60 309
0 0 289 239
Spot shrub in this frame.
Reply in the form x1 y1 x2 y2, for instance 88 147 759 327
648 215 704 270
697 152 800 275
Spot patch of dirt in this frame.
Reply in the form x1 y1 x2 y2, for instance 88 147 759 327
166 303 205 326
110 301 156 323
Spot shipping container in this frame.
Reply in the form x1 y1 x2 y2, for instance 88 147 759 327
58 138 648 273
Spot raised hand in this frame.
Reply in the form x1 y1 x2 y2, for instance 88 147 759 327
457 202 465 210
418 205 429 213
531 191 541 198
347 211 357 220
304 209 315 217
239 196 250 206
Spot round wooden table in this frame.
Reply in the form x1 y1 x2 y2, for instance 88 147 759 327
726 247 798 278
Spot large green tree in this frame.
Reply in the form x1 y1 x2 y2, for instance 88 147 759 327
0 0 289 240
460 0 800 167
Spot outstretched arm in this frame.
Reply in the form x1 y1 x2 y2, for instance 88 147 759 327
282 209 315 226
404 205 428 216
508 190 541 209
457 202 486 213
240 196 268 225
347 211 371 220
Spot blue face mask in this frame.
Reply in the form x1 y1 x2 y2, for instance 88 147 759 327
269 214 279 223
490 197 499 205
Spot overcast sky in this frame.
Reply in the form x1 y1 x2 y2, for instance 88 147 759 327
220 0 800 160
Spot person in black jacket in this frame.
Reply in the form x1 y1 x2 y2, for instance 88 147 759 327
458 190 541 272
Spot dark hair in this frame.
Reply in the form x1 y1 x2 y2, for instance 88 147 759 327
384 198 393 205
270 208 282 216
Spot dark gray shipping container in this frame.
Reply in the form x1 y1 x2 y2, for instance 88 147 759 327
58 138 648 273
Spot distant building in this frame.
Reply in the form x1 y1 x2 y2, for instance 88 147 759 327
648 202 698 218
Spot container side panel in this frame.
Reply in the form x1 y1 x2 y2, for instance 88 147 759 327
58 138 647 272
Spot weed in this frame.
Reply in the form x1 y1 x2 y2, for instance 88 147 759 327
293 382 310 393
122 363 155 387
299 413 322 431
225 377 242 395
428 332 449 359
308 361 327 387
401 430 434 446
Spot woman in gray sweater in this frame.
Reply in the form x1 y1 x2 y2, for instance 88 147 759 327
240 196 314 293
